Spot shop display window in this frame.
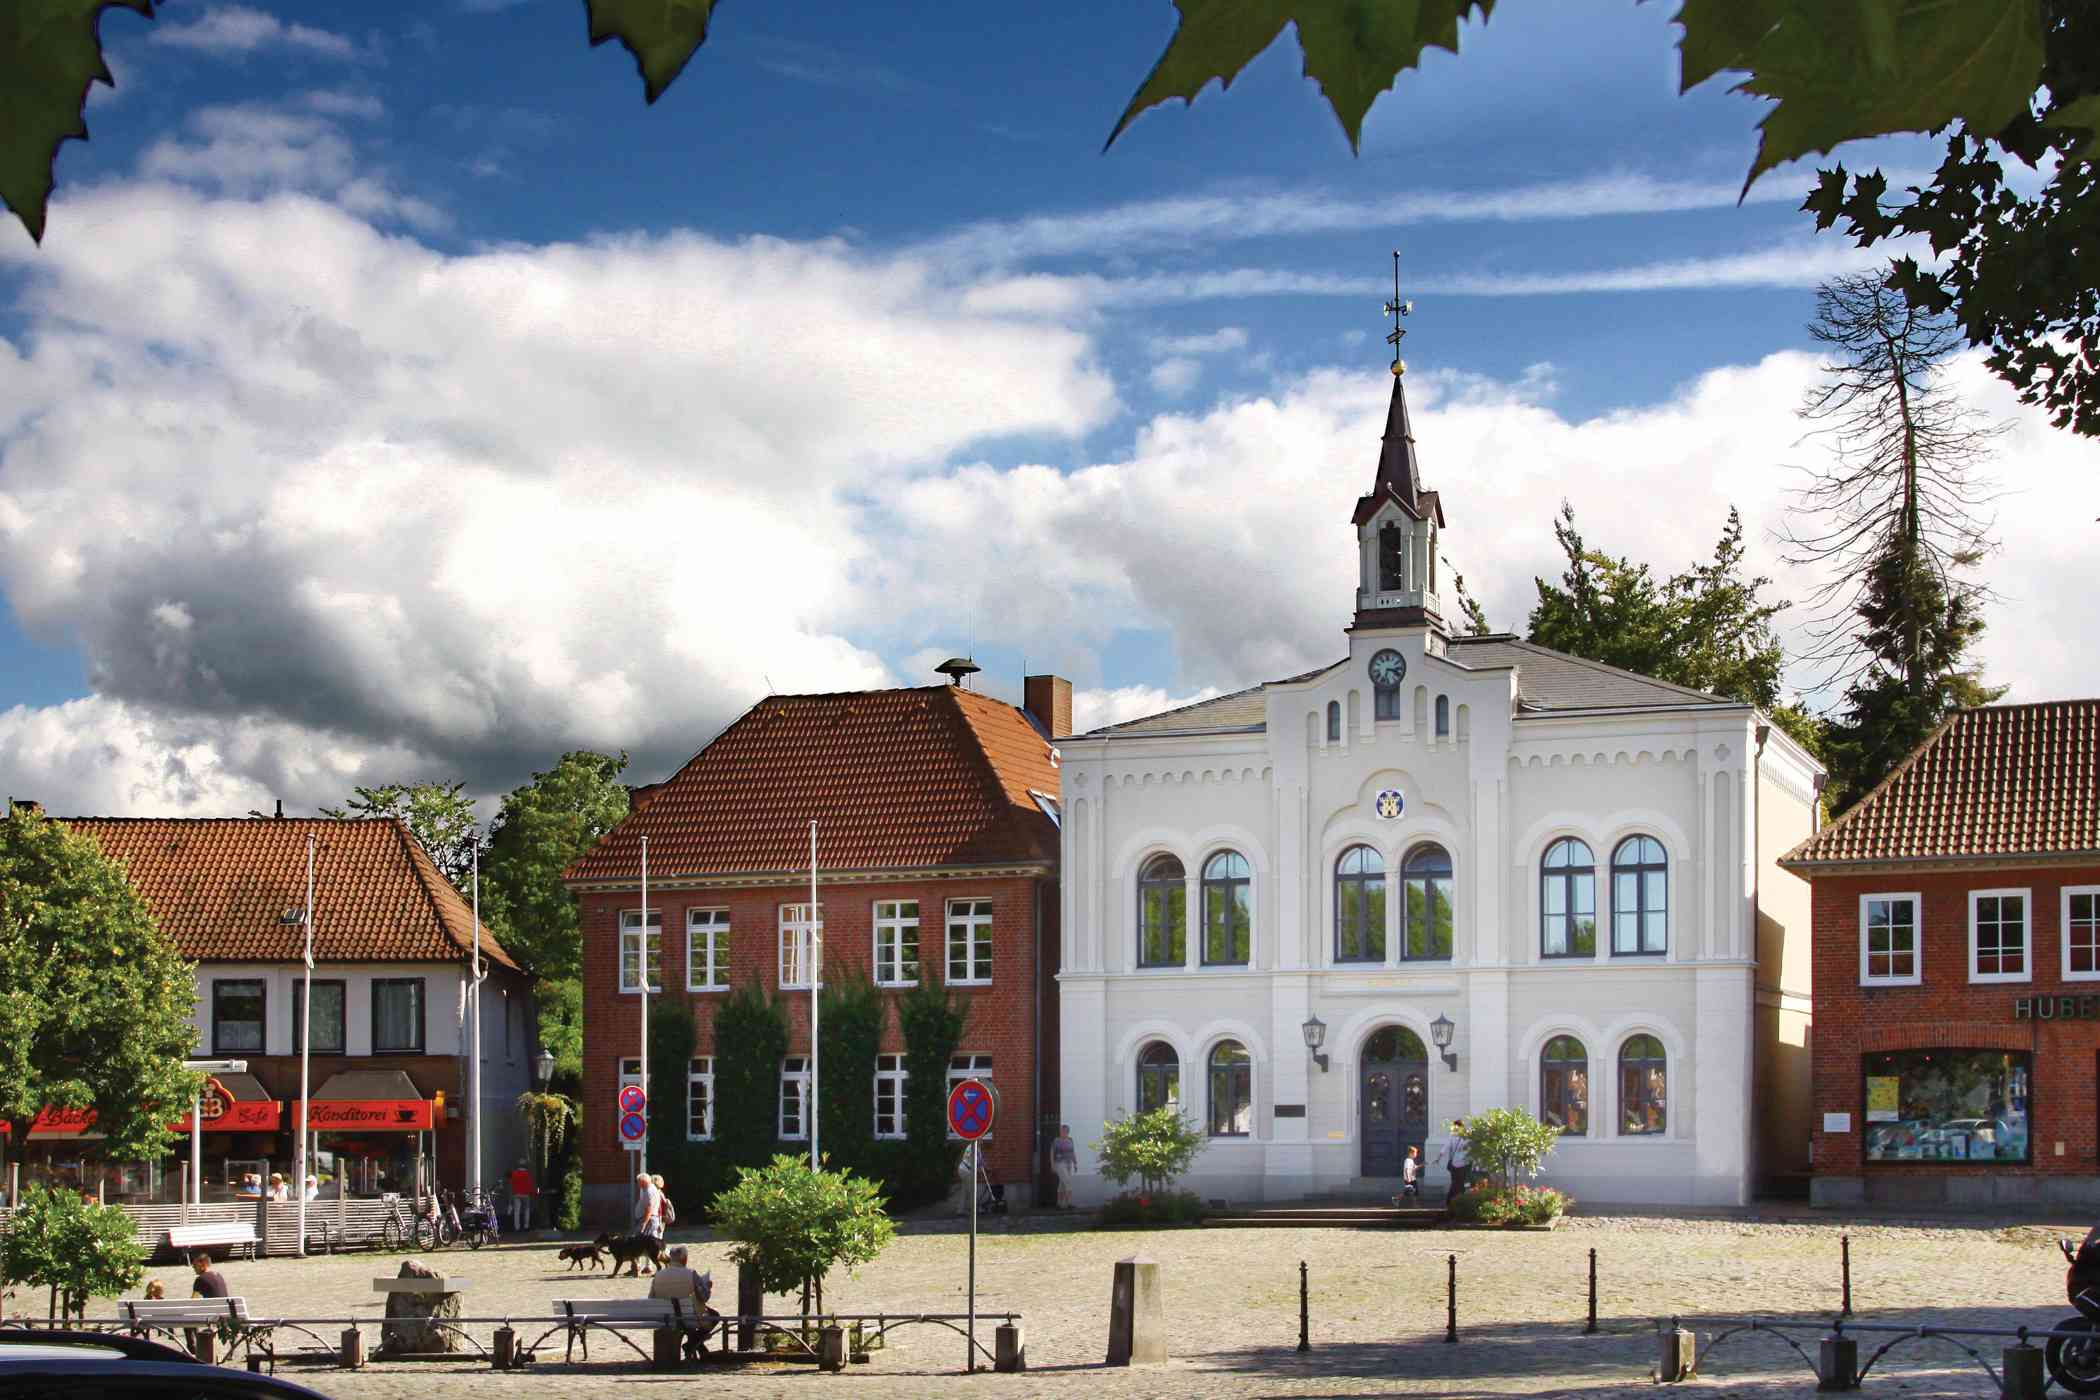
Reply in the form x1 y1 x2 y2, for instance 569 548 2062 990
1862 1049 2030 1164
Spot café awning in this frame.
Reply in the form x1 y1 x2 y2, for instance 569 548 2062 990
295 1070 434 1132
173 1072 282 1134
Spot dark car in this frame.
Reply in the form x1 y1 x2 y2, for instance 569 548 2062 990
0 1329 336 1399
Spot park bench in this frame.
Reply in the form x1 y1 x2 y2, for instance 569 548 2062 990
120 1296 266 1366
167 1222 258 1260
548 1296 713 1364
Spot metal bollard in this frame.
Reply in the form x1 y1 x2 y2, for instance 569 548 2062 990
1840 1234 1852 1316
339 1327 364 1369
2001 1342 2045 1400
651 1325 681 1371
994 1322 1025 1373
1585 1248 1598 1335
492 1326 516 1370
1445 1253 1458 1344
1298 1260 1310 1353
1657 1322 1696 1383
194 1331 217 1366
1818 1333 1857 1391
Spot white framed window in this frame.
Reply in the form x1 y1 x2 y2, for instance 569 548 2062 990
946 1053 992 1140
1969 888 2031 983
687 1057 714 1141
874 1053 908 1140
780 1055 811 1140
618 909 663 994
1859 893 1922 986
873 901 920 987
687 909 730 992
2065 886 2100 982
779 903 824 990
946 899 993 985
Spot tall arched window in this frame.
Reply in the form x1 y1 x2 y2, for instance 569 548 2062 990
1611 836 1668 955
1541 838 1597 958
1207 1040 1252 1137
1137 854 1186 968
1401 843 1453 961
1375 678 1400 721
1325 700 1341 742
1540 1035 1588 1136
1335 846 1386 963
1201 851 1252 966
1434 694 1450 736
1618 1034 1667 1135
1137 1041 1180 1113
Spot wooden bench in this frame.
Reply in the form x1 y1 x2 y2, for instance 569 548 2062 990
167 1222 259 1260
550 1297 713 1364
120 1296 262 1364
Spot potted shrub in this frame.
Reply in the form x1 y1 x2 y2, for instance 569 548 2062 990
1093 1107 1207 1226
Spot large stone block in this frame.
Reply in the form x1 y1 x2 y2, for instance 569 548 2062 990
1106 1255 1166 1366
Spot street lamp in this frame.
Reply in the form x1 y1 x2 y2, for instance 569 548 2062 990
1300 1014 1329 1073
1429 1013 1458 1073
277 833 315 1253
181 1058 248 1209
535 1046 556 1087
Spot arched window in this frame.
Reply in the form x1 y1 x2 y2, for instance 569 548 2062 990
1401 843 1453 961
1611 836 1668 956
1201 851 1252 965
1334 846 1386 963
1207 1040 1252 1137
1540 1035 1588 1136
1325 700 1341 743
1541 838 1597 958
1137 854 1186 968
1378 520 1406 591
1618 1034 1667 1135
1136 1041 1180 1113
1434 694 1449 736
1375 678 1400 721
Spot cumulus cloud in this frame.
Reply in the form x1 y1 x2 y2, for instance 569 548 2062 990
150 5 360 60
1148 358 1201 397
1072 684 1227 734
138 102 446 231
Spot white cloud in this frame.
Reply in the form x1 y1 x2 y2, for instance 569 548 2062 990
305 90 384 119
151 6 359 60
1150 326 1248 356
1071 684 1226 734
1148 358 1201 397
137 102 445 229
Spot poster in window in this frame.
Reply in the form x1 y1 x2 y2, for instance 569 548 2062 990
1865 1076 1900 1122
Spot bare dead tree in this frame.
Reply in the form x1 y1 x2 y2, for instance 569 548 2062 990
1779 272 2007 687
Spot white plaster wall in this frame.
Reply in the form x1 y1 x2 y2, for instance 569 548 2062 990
193 963 469 1058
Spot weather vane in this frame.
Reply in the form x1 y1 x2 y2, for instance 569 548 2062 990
1383 249 1413 377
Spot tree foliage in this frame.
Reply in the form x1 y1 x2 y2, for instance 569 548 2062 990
1094 1106 1206 1197
0 1184 148 1320
0 811 200 1159
712 979 790 1175
894 973 970 1208
1458 1106 1561 1189
816 972 884 1181
322 782 482 890
708 1155 895 1314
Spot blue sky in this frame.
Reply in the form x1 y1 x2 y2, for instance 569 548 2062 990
1 1 2093 815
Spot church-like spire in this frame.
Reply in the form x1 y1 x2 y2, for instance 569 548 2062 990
1349 252 1447 635
1352 252 1442 529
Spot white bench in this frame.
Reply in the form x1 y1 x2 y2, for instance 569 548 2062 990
168 1222 258 1260
551 1297 708 1363
121 1297 259 1362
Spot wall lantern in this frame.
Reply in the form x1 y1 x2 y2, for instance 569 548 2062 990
1429 1012 1458 1072
535 1046 557 1086
1301 1014 1329 1073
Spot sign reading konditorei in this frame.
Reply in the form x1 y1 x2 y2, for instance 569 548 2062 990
292 1099 435 1131
2014 995 2100 1021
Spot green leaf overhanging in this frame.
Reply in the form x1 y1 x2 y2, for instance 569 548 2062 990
584 0 719 104
0 0 154 245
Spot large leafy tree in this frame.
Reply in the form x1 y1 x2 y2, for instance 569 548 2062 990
0 1184 148 1319
0 810 201 1159
321 781 483 891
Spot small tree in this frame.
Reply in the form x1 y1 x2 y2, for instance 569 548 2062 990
1460 1108 1562 1190
0 1185 147 1319
1094 1107 1204 1197
710 1155 896 1322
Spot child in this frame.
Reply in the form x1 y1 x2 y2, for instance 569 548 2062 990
1401 1145 1421 1200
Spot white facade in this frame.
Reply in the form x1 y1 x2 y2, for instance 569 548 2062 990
1057 377 1819 1207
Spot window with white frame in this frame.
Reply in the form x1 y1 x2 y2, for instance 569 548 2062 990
619 909 664 994
2065 887 2100 982
687 1057 714 1141
687 909 730 991
1970 889 2031 983
946 900 993 984
779 903 823 989
1860 893 1922 986
780 1056 811 1139
874 901 920 986
947 1054 992 1138
874 1053 908 1139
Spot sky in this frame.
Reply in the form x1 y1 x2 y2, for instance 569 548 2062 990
0 0 2094 819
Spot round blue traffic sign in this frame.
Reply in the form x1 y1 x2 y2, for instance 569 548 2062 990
619 1111 647 1142
947 1079 994 1141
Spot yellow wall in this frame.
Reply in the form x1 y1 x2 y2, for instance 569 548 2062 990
1754 757 1817 1184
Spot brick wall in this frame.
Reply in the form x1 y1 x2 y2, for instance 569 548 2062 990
581 872 1055 1205
1810 864 2100 1182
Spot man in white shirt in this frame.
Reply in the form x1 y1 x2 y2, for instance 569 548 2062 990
633 1172 662 1239
648 1246 716 1358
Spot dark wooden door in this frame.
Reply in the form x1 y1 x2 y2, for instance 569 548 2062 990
1361 1025 1430 1178
1360 1065 1400 1176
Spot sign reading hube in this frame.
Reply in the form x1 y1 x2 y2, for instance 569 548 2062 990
2014 995 2100 1021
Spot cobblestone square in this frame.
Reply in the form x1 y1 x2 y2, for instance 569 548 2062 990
117 1211 2089 1399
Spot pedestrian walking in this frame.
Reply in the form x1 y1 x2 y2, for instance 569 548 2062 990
1052 1123 1078 1209
651 1173 675 1233
1401 1145 1421 1200
633 1171 663 1242
1440 1120 1471 1212
507 1159 536 1232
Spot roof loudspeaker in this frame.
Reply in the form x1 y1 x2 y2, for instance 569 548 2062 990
935 657 981 687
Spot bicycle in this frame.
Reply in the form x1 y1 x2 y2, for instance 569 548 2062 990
455 1187 501 1251
376 1193 430 1252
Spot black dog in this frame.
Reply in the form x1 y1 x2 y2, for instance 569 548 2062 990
603 1232 666 1278
557 1240 606 1272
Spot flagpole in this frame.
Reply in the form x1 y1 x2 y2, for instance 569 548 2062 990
809 820 819 1173
470 845 484 1203
638 834 649 1183
297 832 314 1255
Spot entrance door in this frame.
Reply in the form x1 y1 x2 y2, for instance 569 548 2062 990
1360 1026 1430 1178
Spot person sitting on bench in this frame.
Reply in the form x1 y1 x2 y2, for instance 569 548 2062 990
647 1245 717 1357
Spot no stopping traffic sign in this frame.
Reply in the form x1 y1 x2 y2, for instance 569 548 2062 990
947 1079 995 1141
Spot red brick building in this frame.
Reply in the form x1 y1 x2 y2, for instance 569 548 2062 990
566 673 1067 1220
1781 700 2100 1209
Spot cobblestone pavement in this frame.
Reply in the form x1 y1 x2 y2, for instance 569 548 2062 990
111 1210 2088 1399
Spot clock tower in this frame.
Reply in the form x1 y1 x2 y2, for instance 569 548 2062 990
1351 261 1446 636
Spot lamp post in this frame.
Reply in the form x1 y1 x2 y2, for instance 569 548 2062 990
1429 1013 1458 1073
535 1046 556 1088
808 821 820 1174
181 1058 249 1209
469 844 486 1205
637 835 648 1183
1301 1014 1329 1073
277 834 315 1253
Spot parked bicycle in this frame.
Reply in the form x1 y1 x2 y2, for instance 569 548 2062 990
454 1187 501 1251
377 1192 438 1253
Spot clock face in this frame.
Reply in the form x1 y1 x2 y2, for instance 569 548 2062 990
1368 648 1407 687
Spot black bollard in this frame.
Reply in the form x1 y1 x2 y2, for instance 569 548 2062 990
1445 1253 1458 1344
1585 1248 1598 1335
1840 1234 1852 1317
1298 1260 1310 1353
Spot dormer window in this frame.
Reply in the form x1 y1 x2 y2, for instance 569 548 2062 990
1378 521 1406 591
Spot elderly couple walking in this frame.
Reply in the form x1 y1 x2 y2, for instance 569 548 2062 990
634 1170 675 1240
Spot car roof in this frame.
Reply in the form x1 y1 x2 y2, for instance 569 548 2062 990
0 1330 332 1398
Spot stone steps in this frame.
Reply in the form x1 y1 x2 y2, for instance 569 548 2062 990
1202 1205 1446 1230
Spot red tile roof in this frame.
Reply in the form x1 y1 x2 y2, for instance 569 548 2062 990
565 685 1061 885
1780 700 2100 868
60 817 519 969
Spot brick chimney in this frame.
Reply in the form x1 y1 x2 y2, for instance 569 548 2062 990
1023 674 1072 740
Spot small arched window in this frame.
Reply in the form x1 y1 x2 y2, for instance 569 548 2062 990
1541 838 1597 959
1541 1035 1588 1136
1611 836 1668 956
1334 846 1386 963
1325 700 1341 743
1375 678 1400 721
1401 843 1453 961
1137 854 1186 968
1201 851 1252 966
1137 1041 1180 1113
1434 694 1449 736
1377 520 1406 591
1207 1040 1252 1137
1618 1034 1667 1135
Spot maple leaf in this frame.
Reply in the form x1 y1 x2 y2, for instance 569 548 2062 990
585 0 719 104
0 0 153 245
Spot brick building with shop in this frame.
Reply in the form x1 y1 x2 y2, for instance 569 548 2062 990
566 670 1066 1222
1781 700 2100 1208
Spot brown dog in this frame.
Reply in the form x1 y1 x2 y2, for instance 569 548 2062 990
557 1240 606 1272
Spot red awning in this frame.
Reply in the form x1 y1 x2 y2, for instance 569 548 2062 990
294 1100 433 1132
25 1105 100 1141
172 1074 282 1133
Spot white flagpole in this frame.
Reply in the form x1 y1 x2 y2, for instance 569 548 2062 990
297 833 314 1254
638 834 649 1183
470 845 484 1202
809 820 819 1173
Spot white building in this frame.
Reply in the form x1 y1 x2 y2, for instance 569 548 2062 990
1056 366 1820 1207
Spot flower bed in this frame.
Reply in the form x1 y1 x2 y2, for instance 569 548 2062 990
1098 1190 1206 1227
1448 1183 1569 1228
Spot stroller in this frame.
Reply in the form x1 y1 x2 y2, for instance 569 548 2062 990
960 1145 1008 1215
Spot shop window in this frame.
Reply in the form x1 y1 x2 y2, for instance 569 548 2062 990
1617 1034 1666 1136
873 901 919 986
1541 838 1597 958
1201 851 1252 966
292 979 346 1054
1860 893 1922 985
1969 889 2031 983
1207 1041 1252 1137
1334 845 1386 963
873 1054 908 1140
1863 1049 2031 1163
1137 1041 1180 1113
1137 855 1186 967
1540 1035 1588 1136
371 978 424 1054
1401 843 1453 961
687 1057 713 1142
212 980 265 1054
2064 887 2100 981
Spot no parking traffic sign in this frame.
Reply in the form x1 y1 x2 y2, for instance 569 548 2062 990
947 1078 995 1141
618 1084 647 1115
619 1112 647 1143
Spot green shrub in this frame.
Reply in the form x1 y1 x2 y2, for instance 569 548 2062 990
714 979 791 1175
1459 1107 1563 1189
817 972 883 1180
1099 1190 1206 1226
1094 1107 1205 1196
895 974 968 1209
710 1155 896 1317
557 1160 582 1232
0 1185 147 1319
1463 1184 1570 1226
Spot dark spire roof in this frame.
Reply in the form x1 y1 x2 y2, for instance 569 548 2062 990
1351 369 1445 528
